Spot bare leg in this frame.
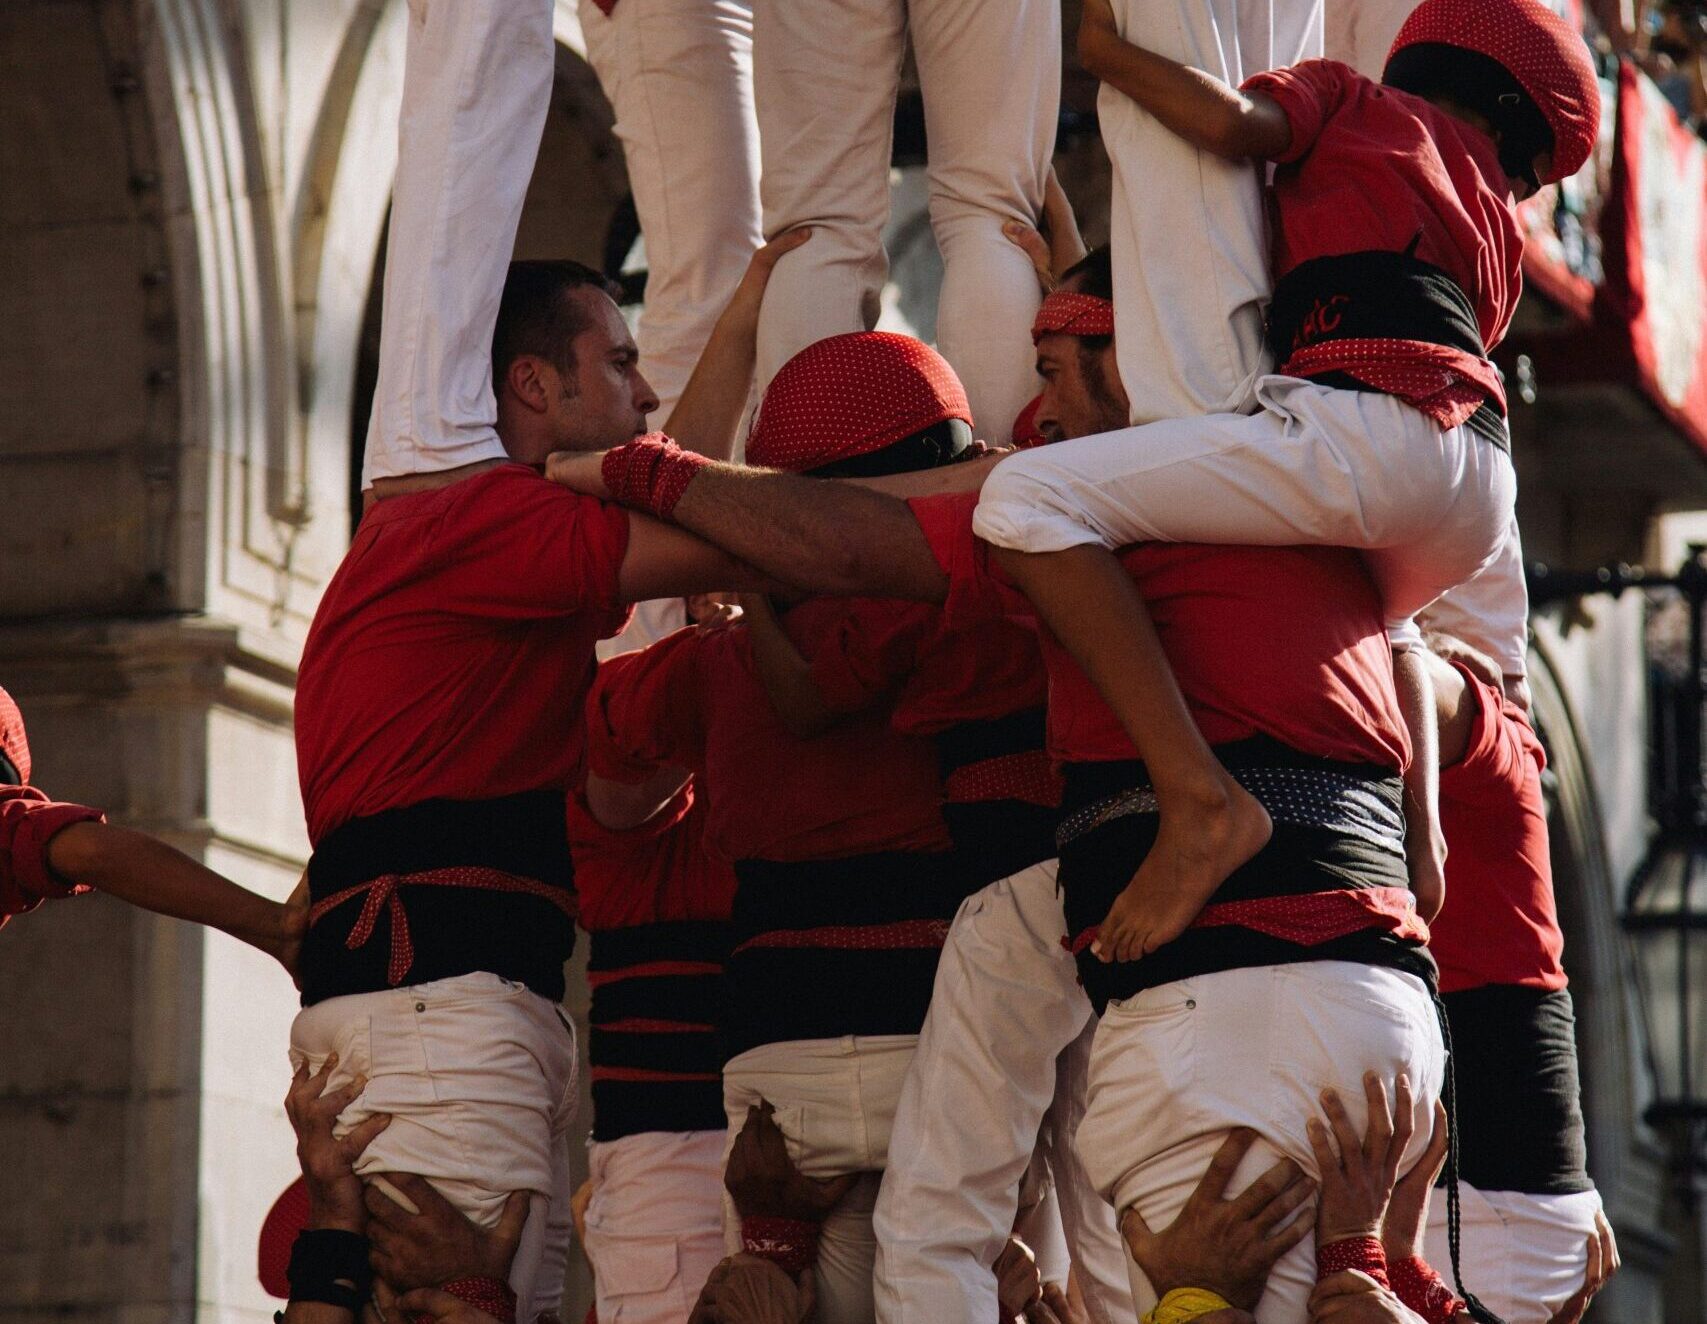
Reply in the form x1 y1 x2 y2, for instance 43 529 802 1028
991 545 1271 960
1392 650 1445 921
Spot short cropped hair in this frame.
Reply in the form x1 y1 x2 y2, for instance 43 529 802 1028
492 260 624 385
1059 246 1113 303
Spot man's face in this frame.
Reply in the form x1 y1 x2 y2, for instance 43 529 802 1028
1033 332 1129 442
529 289 660 459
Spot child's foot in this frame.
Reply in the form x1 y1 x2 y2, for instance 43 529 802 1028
1092 772 1272 963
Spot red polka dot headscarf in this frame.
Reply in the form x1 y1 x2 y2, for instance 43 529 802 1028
1386 0 1600 184
748 332 973 475
0 685 30 785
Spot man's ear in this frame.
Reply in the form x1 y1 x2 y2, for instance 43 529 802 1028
506 355 553 415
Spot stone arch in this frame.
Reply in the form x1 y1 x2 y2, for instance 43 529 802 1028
0 0 182 619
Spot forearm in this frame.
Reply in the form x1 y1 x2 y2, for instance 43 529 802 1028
47 822 291 951
662 304 760 462
744 601 838 738
1077 20 1289 159
671 468 949 603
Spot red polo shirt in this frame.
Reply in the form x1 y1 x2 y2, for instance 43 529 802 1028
586 612 951 863
296 465 632 843
0 785 102 927
909 492 1409 772
568 779 736 933
1243 60 1522 352
1434 665 1568 994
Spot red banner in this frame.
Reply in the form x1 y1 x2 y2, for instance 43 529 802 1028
1601 62 1707 453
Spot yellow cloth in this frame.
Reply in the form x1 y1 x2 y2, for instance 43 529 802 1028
1141 1287 1236 1324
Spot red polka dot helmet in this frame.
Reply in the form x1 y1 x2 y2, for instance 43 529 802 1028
748 332 973 475
1386 0 1600 184
0 685 29 785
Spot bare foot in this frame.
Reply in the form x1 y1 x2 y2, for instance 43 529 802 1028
1093 772 1272 963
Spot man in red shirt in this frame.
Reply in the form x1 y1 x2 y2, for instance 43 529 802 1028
1415 638 1616 1319
965 0 1601 974
289 251 792 1319
570 675 737 1324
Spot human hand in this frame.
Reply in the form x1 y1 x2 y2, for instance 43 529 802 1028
725 1100 858 1222
1308 1073 1415 1249
995 1237 1044 1319
266 875 309 986
1023 1280 1090 1324
1546 1210 1620 1324
382 1283 502 1324
729 229 812 313
1420 633 1502 690
691 1253 815 1324
364 1172 528 1290
695 593 754 632
285 1054 390 1233
543 449 614 499
1308 1271 1422 1323
1380 1102 1447 1261
570 1178 593 1246
1120 1128 1315 1309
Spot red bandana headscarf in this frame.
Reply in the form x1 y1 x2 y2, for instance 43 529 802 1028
0 686 29 785
1387 0 1600 183
747 332 972 474
1030 291 1115 344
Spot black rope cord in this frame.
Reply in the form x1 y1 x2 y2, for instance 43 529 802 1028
1433 991 1507 1324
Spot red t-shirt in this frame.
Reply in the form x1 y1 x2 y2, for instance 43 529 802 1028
586 617 951 864
910 493 1409 772
568 779 736 933
1243 60 1522 352
0 785 103 926
296 466 632 844
804 596 1046 737
1433 665 1568 994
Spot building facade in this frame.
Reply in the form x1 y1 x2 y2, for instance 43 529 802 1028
0 0 1700 1319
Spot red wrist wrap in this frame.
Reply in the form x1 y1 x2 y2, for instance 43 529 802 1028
1389 1255 1467 1324
1317 1236 1389 1286
413 1276 516 1324
741 1215 821 1276
600 434 710 520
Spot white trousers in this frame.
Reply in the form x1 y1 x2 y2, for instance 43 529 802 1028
973 374 1526 675
1103 0 1322 424
1424 1185 1606 1323
873 862 1136 1324
578 0 764 428
750 0 1058 440
289 972 578 1322
1077 961 1446 1324
1324 0 1418 77
362 0 554 484
583 1129 728 1324
723 1035 918 1324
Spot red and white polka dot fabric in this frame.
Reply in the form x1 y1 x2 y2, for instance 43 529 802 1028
747 332 972 474
1387 0 1601 183
1030 291 1115 344
0 686 29 785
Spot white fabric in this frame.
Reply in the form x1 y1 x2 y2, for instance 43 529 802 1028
289 972 578 1322
750 0 1058 441
1324 0 1419 77
1423 1184 1606 1323
1102 0 1322 424
1077 960 1446 1323
578 0 764 428
1014 1149 1073 1291
972 374 1527 675
873 863 1136 1324
582 1129 727 1324
723 1035 918 1324
596 597 689 661
1417 511 1530 676
362 0 554 484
